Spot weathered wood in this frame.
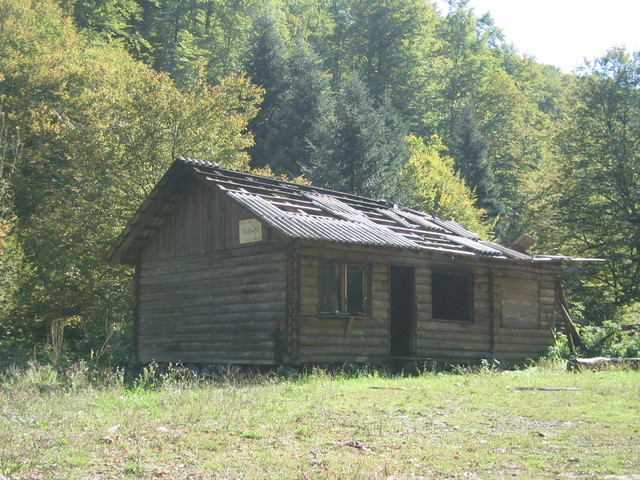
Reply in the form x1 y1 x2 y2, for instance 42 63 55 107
300 326 388 339
139 317 280 334
418 350 494 361
142 288 286 309
139 337 277 349
138 242 288 364
140 271 285 293
140 259 286 286
133 262 142 360
419 331 489 346
556 281 582 352
140 297 286 318
140 351 277 364
495 325 552 336
419 339 491 352
141 242 285 270
424 321 490 334
300 335 387 347
299 345 389 358
301 317 388 329
567 357 640 370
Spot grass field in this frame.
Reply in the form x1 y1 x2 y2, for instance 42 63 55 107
0 361 638 479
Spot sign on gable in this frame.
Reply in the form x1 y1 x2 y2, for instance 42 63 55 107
239 218 263 244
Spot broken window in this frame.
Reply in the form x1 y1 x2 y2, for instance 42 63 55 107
319 261 367 315
431 271 473 322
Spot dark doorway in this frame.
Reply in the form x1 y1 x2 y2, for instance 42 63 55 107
390 265 415 357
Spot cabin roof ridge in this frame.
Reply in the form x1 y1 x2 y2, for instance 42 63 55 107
109 156 586 264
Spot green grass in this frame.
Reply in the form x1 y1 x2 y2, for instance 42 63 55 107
0 362 639 479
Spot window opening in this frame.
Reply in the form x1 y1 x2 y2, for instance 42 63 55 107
432 271 473 322
346 265 365 313
319 261 366 315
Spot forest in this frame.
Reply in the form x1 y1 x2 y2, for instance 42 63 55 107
0 0 638 367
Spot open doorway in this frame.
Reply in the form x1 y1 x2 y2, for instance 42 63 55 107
390 265 415 357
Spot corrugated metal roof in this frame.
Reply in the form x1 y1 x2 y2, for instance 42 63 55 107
228 191 421 249
110 157 570 263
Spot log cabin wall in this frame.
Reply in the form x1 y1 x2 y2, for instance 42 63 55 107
492 268 559 363
137 182 289 364
137 245 288 364
417 262 493 363
298 244 395 364
297 242 559 365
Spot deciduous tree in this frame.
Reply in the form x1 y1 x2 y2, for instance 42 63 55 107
402 135 490 238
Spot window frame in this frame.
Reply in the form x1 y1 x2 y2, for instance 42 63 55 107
430 269 474 323
318 260 369 316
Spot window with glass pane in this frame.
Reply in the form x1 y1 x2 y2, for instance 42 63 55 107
319 261 340 313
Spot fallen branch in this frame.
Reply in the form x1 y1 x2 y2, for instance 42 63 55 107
567 357 640 371
368 386 409 391
509 387 582 392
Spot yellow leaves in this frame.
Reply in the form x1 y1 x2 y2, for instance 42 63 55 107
0 217 12 256
403 135 490 238
250 165 312 185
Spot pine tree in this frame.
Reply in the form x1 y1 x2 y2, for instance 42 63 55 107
449 102 505 227
245 9 289 170
304 76 408 200
246 30 331 177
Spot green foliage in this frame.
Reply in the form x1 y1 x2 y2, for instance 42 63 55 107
525 48 640 321
246 9 330 176
402 135 491 238
304 75 408 200
578 321 640 358
71 0 148 52
0 0 261 367
449 101 504 226
340 0 439 109
0 107 24 326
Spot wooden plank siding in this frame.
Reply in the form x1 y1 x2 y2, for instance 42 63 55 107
137 245 288 364
298 246 392 363
142 181 275 261
417 267 493 363
492 273 557 362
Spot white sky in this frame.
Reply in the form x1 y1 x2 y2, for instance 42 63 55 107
435 0 640 73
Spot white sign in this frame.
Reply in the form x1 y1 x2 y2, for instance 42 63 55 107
239 218 263 244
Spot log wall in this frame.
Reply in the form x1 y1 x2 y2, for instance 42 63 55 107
298 246 394 364
297 243 559 365
137 244 288 364
417 264 494 363
492 271 557 362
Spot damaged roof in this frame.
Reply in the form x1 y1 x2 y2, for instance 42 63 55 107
109 157 564 264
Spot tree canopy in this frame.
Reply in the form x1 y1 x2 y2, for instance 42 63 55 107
1 0 635 365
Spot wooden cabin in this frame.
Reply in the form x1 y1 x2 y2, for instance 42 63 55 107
109 157 571 366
